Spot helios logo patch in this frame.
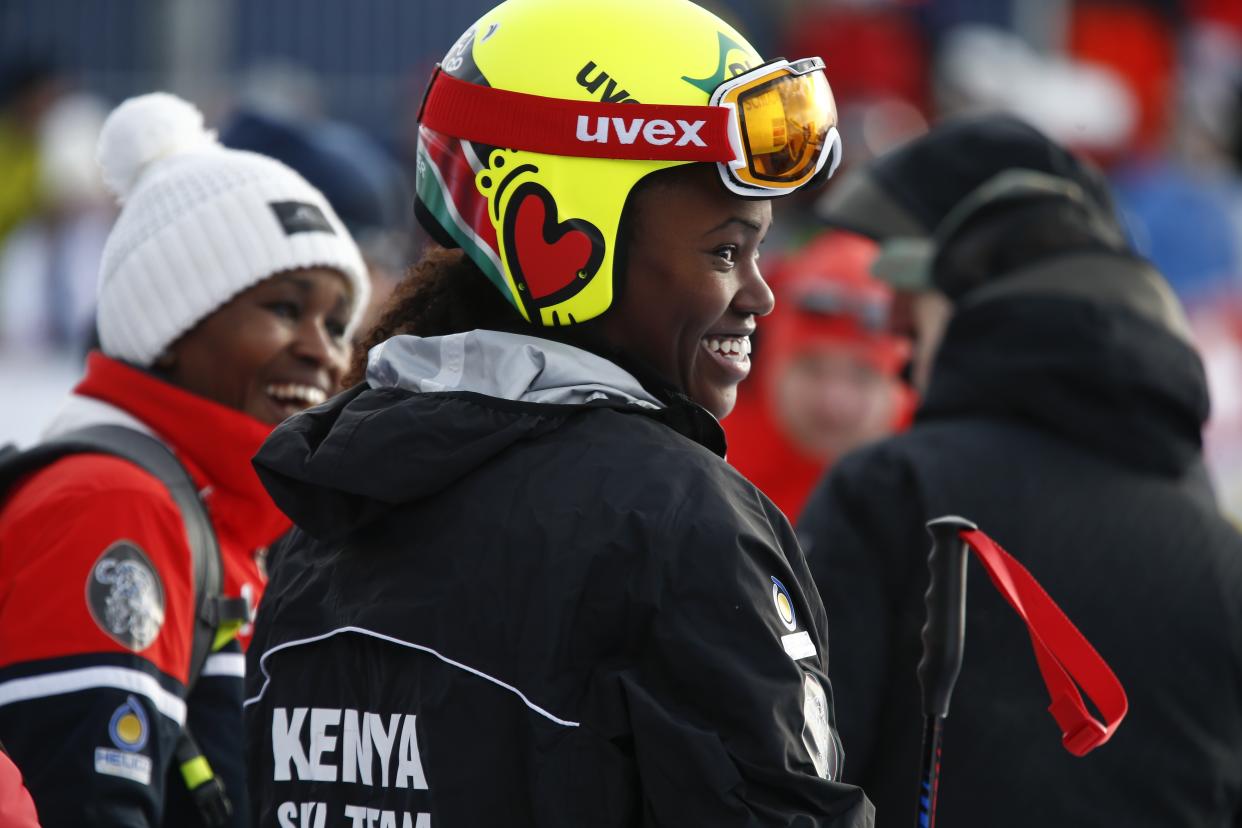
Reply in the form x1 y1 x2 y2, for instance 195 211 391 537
271 201 335 236
95 746 153 785
86 541 165 652
771 576 797 632
109 695 149 751
95 695 153 785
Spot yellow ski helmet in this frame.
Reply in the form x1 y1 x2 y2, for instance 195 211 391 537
415 0 842 327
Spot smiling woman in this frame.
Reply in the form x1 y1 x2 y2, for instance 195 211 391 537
244 1 873 826
601 163 774 418
0 92 368 828
161 267 353 425
354 162 773 420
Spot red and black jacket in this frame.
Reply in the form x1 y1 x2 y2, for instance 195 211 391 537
0 352 289 827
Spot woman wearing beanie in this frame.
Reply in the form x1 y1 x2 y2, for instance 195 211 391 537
244 1 872 825
0 92 369 828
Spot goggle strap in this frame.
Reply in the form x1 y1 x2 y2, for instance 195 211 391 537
421 69 736 163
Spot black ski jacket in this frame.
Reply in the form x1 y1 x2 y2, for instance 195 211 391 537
245 330 874 827
799 252 1242 827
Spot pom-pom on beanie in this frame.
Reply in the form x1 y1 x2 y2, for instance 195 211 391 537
95 92 371 366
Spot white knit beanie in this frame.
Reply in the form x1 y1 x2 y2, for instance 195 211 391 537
95 92 372 366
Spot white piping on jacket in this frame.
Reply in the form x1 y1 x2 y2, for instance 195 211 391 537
0 665 187 724
243 625 580 728
201 652 245 678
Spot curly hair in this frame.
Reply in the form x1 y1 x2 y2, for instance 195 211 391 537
346 247 527 384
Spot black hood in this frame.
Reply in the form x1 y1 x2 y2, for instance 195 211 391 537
253 385 572 539
253 336 725 540
919 253 1210 477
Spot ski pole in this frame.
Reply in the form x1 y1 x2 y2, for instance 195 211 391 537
915 515 976 828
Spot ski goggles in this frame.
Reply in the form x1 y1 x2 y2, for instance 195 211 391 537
418 57 842 197
709 57 841 195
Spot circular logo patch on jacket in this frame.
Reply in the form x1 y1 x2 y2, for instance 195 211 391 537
109 695 149 752
86 541 165 652
771 576 797 631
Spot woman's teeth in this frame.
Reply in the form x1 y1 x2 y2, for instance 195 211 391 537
266 384 327 407
703 336 752 361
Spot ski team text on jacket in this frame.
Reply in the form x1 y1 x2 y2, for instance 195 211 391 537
245 331 875 827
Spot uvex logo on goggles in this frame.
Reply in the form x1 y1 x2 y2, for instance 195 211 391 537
574 116 709 148
419 57 841 195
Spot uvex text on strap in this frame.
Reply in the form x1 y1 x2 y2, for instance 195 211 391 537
418 57 841 196
959 525 1128 755
420 69 733 162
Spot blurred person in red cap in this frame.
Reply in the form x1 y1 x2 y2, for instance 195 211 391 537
726 231 914 520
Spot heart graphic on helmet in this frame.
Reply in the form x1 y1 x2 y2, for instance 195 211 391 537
502 181 605 317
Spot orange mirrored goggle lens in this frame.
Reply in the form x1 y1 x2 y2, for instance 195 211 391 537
727 68 837 189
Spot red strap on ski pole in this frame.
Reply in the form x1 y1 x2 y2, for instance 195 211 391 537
957 528 1128 756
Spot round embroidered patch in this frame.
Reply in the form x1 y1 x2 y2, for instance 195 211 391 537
109 695 149 752
771 576 798 632
86 541 165 652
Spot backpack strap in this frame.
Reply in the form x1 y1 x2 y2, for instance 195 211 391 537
0 426 247 825
0 425 242 684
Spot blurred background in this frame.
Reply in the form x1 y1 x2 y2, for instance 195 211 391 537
2 0 1242 517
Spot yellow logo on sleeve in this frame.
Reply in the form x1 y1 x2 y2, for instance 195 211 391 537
771 576 798 632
